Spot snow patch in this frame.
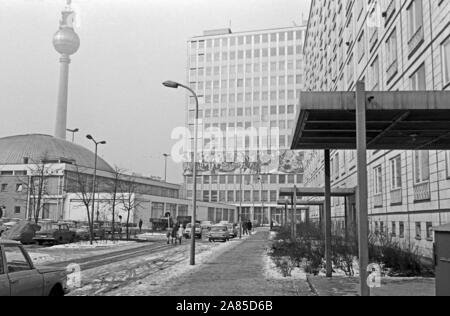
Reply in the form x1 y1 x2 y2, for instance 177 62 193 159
50 240 136 249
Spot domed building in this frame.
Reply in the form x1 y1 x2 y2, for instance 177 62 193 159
0 134 113 172
0 134 236 230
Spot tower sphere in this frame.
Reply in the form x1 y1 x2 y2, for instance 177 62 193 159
53 27 80 55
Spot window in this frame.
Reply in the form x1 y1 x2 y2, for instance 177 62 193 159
390 155 402 190
415 222 422 240
442 37 450 87
374 165 383 199
1 184 7 192
426 222 433 240
4 245 32 273
399 222 405 238
391 222 397 237
386 29 398 79
370 57 380 91
447 151 450 178
414 151 429 183
227 191 234 202
410 63 426 90
14 206 20 214
203 191 210 202
407 0 423 41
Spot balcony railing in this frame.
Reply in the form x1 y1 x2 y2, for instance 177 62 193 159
414 182 431 202
374 193 383 208
408 26 424 57
390 188 402 205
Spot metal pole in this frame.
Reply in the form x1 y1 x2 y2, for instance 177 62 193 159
356 81 370 296
239 167 243 239
324 149 332 278
293 185 297 238
91 143 98 244
190 90 199 266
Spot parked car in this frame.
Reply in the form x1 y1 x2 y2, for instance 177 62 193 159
33 223 76 246
184 223 202 239
208 225 230 242
103 222 123 235
226 223 238 238
0 240 69 296
1 221 41 244
219 221 230 225
200 221 213 230
74 226 90 241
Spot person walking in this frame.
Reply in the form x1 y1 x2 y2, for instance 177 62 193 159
170 222 179 244
176 224 184 245
247 220 253 235
242 220 248 235
138 219 143 233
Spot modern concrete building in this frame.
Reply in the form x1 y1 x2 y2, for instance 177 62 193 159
184 26 307 226
0 134 235 229
301 0 450 257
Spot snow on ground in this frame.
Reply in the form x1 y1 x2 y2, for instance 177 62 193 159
136 232 167 241
97 236 253 296
50 240 136 249
263 253 307 281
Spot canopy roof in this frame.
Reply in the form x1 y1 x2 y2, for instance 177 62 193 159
291 91 450 150
279 187 355 198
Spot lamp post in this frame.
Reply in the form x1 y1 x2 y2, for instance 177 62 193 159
163 153 170 182
163 80 198 266
86 134 106 244
66 128 79 142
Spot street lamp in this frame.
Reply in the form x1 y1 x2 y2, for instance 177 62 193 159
66 128 79 142
163 80 198 266
86 134 106 244
163 153 170 182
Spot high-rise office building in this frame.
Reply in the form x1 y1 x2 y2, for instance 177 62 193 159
301 0 450 257
184 26 307 226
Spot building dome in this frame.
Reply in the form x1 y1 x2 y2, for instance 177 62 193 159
0 134 114 173
53 28 80 55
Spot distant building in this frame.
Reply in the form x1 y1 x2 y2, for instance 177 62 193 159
0 134 235 228
302 0 450 257
184 26 307 226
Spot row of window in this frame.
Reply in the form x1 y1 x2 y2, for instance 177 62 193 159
192 104 297 118
190 31 305 51
190 75 303 90
207 207 235 223
373 220 434 241
189 61 302 79
187 174 303 185
190 46 304 65
0 183 24 193
187 190 280 203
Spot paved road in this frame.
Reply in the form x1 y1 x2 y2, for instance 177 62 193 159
156 229 312 296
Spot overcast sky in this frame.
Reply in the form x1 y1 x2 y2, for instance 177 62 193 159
0 0 311 183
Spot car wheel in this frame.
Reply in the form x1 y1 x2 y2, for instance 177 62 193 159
49 284 64 296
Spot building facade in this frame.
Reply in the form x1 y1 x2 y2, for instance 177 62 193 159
184 26 307 226
302 0 450 257
0 134 236 229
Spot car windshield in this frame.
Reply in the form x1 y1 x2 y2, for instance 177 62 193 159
211 226 227 232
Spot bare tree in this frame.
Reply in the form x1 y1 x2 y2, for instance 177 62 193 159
119 176 142 240
66 166 95 244
107 167 123 241
15 156 57 224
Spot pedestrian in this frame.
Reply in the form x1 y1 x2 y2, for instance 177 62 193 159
247 220 253 234
171 222 179 244
176 224 184 244
138 219 143 233
242 220 248 235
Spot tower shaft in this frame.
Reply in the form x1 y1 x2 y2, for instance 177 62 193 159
55 55 71 139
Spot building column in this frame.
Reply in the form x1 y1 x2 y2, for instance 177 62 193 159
324 149 332 278
356 81 370 296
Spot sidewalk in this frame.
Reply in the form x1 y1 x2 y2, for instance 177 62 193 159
307 275 435 296
153 229 313 296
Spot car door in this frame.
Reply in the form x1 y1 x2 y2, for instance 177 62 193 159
4 245 44 296
0 246 11 296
